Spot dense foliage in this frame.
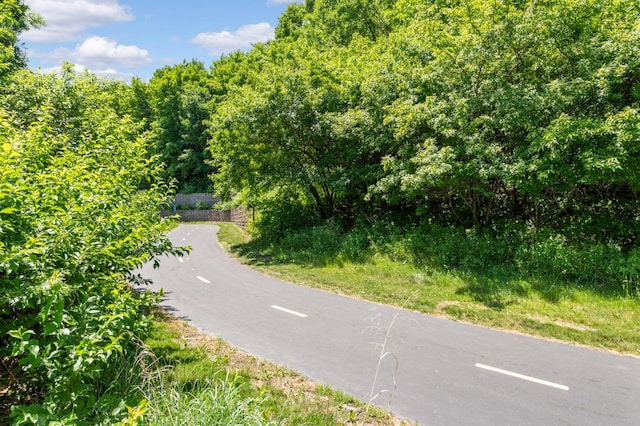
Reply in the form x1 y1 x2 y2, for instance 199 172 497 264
102 1 639 292
207 0 639 228
2 0 639 421
0 0 42 77
139 60 215 193
0 64 182 423
196 0 640 294
137 0 640 293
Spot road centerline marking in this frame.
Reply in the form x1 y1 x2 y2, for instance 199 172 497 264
475 363 569 391
271 305 308 318
196 276 211 284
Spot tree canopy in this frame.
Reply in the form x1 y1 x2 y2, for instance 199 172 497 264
0 0 42 76
141 60 215 193
202 0 640 244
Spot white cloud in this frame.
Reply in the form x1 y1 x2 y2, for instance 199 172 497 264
38 64 136 82
38 36 151 69
88 67 136 82
74 36 151 68
22 0 133 42
191 23 274 56
39 63 88 74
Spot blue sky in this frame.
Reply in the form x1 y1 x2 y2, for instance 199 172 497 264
20 0 303 81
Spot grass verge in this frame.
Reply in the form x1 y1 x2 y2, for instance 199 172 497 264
142 310 410 425
215 222 640 356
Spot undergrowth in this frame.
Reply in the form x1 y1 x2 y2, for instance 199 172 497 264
234 220 640 297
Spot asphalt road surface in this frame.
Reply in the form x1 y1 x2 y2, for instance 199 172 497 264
138 224 640 425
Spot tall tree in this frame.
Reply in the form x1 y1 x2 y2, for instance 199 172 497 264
0 0 42 76
209 0 640 244
147 60 214 193
209 0 403 227
371 0 640 236
209 37 389 225
308 0 395 44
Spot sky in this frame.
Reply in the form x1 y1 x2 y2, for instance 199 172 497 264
20 0 303 81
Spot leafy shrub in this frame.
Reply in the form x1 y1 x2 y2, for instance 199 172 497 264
1 69 183 424
338 228 372 262
515 231 640 295
389 222 640 295
620 248 640 296
281 224 340 253
251 189 321 240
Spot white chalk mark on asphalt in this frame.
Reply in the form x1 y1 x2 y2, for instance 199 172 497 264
197 276 211 284
475 363 569 391
271 305 308 318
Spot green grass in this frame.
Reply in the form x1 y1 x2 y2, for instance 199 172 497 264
215 222 640 356
140 311 406 425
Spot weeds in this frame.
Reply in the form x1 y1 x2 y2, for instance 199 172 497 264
142 375 272 426
367 311 399 415
366 291 419 418
139 311 406 425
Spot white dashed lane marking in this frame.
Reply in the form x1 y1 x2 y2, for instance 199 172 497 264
271 305 308 318
475 363 569 391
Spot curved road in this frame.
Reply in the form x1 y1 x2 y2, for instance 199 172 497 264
139 224 640 425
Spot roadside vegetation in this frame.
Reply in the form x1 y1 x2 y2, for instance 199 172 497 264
204 0 640 358
3 0 640 423
0 58 182 426
141 311 408 426
217 222 640 356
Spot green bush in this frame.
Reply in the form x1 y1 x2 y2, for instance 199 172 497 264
251 189 321 240
1 68 183 424
515 231 640 295
338 228 372 262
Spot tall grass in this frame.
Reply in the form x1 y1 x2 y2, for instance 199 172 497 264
137 320 274 426
240 220 640 297
132 312 403 426
141 375 273 426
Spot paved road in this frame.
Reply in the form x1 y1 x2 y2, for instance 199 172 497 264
138 224 640 425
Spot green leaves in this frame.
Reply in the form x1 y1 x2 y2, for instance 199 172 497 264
144 60 214 193
0 0 43 77
1 67 181 423
205 0 640 269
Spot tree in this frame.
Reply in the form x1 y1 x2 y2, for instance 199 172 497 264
0 0 42 76
275 2 308 40
208 36 391 227
146 60 214 193
307 0 395 44
368 0 640 236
